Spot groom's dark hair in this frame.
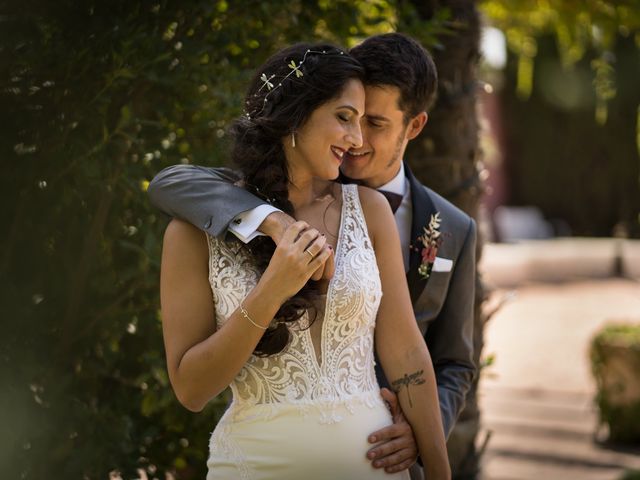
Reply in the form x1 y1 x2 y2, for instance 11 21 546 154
350 32 438 123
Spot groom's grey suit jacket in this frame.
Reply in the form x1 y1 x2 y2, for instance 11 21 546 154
148 163 476 439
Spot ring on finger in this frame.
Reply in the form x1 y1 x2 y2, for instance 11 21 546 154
304 249 315 259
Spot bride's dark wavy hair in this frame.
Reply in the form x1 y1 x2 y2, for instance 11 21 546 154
229 43 364 356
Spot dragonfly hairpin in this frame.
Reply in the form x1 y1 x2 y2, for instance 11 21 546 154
247 48 345 119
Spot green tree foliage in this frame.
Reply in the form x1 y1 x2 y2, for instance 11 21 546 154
481 0 640 127
480 0 640 236
0 1 400 478
498 34 640 237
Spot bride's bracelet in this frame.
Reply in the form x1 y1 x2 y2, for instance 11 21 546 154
239 303 267 330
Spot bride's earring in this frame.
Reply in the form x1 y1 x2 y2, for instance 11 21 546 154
291 132 296 148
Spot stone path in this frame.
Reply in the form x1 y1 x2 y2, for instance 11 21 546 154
477 245 640 480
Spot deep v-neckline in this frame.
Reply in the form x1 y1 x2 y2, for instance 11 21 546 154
307 184 348 373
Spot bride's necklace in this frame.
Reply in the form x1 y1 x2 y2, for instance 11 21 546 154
294 183 340 239
322 197 339 239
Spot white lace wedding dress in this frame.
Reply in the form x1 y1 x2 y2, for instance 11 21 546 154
205 184 410 480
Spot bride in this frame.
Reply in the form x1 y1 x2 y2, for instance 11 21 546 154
159 43 450 480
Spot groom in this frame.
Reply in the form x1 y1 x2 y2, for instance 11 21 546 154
149 33 476 478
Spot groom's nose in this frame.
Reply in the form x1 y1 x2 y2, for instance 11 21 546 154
346 124 363 148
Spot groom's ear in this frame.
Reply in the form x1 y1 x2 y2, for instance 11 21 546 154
406 112 428 140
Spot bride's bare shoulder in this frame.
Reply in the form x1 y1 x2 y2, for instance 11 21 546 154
162 218 209 261
354 185 395 241
355 184 387 208
164 217 204 239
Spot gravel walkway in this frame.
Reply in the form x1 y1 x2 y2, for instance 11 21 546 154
478 241 640 480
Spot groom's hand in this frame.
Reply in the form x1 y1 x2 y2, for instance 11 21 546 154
366 387 418 473
259 211 334 281
259 211 296 245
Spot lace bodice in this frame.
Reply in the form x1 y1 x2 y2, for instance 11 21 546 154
206 184 382 422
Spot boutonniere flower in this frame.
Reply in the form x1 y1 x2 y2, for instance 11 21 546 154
416 212 442 280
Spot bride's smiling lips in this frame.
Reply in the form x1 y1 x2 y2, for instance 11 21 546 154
330 145 346 164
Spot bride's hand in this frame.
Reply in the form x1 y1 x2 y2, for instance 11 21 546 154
260 212 334 282
309 245 335 281
260 221 333 304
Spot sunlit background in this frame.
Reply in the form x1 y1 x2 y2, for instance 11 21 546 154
1 1 639 479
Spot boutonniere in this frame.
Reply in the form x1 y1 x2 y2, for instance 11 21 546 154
414 212 443 280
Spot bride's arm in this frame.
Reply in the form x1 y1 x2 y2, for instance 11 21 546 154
160 219 331 412
358 187 451 480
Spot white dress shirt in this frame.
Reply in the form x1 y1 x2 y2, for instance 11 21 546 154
228 204 280 242
230 162 413 271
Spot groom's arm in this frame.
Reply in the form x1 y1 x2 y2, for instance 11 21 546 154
427 217 477 438
148 164 284 240
148 164 334 280
366 389 418 474
367 217 477 473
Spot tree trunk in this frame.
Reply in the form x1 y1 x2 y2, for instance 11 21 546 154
403 1 486 478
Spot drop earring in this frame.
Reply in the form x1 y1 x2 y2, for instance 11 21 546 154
291 132 296 148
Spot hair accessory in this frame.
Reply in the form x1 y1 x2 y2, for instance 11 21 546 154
240 303 267 330
247 48 345 119
288 60 304 78
260 73 275 90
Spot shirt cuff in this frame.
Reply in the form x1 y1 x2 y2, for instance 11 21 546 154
229 204 282 243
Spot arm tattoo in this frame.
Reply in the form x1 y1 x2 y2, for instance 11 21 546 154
391 369 426 408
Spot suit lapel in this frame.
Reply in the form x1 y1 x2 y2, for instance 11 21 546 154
405 163 438 304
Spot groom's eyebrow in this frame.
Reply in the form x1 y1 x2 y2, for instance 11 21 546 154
337 105 362 115
365 114 390 123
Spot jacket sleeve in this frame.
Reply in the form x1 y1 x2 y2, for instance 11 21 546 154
147 164 268 237
425 217 477 439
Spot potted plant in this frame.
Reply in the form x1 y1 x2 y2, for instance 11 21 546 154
590 323 640 443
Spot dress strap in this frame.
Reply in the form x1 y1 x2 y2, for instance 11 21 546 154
205 233 219 284
340 184 371 243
